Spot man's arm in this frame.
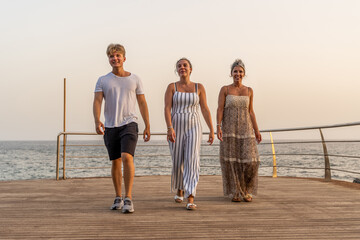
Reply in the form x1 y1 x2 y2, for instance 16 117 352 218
136 94 151 142
93 92 105 135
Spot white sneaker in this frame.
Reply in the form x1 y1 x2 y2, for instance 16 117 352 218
110 197 123 210
122 197 134 213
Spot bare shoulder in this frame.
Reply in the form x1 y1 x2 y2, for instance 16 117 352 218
219 85 229 94
196 83 206 95
223 85 232 90
167 82 175 88
197 82 205 89
247 87 254 97
166 82 175 90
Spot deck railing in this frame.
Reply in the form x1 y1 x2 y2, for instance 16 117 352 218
56 122 360 181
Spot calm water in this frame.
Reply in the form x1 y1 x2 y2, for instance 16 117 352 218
0 140 359 182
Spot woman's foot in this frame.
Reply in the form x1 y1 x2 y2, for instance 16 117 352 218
186 203 197 210
243 194 253 202
174 190 184 203
231 193 242 202
174 195 183 203
186 195 196 210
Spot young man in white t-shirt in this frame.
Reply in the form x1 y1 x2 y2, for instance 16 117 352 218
93 43 150 213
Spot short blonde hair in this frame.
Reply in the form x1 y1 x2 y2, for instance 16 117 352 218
106 44 126 57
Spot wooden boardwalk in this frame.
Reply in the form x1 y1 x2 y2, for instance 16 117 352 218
0 176 359 239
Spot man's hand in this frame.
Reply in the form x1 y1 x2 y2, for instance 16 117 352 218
95 121 105 135
143 127 150 142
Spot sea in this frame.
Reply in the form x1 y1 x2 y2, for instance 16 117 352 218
1 140 360 182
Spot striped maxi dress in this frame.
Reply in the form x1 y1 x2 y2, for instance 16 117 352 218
169 83 202 198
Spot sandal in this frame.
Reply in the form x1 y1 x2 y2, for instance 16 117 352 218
231 197 242 202
186 203 197 210
174 195 184 203
244 194 253 202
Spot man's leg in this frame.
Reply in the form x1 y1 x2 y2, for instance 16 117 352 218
111 158 122 197
120 123 137 213
121 153 134 199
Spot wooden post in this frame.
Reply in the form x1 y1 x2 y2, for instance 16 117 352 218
270 132 277 178
319 128 331 181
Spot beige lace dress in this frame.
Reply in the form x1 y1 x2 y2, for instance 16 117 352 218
219 94 260 199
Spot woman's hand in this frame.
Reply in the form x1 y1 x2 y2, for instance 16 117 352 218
167 127 176 143
255 130 262 144
208 131 214 145
217 125 223 141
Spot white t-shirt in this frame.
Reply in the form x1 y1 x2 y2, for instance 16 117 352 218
94 72 144 128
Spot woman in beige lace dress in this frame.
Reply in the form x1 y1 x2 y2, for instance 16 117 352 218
216 59 262 202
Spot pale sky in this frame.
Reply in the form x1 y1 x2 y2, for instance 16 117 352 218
1 0 359 140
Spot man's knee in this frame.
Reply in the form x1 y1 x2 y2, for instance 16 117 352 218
121 152 133 160
112 158 122 168
121 153 134 165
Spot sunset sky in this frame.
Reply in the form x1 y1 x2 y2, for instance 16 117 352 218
1 0 359 140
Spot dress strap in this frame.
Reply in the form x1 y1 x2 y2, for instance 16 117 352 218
174 82 177 91
247 87 250 96
195 83 198 94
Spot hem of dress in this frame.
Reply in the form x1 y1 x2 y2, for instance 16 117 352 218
222 133 255 138
220 156 260 163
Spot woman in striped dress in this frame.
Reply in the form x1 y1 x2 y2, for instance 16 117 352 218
216 59 262 202
164 58 214 210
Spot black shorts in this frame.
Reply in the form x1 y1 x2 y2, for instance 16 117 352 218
104 122 139 160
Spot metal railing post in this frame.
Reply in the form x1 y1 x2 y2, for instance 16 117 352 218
63 78 67 180
56 134 61 180
269 132 277 178
319 128 331 181
63 134 67 180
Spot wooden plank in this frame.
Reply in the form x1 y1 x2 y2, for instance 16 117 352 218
0 176 359 239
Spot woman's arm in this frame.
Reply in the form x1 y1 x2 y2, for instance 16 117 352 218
248 87 262 143
164 83 176 142
198 83 214 145
216 86 227 141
